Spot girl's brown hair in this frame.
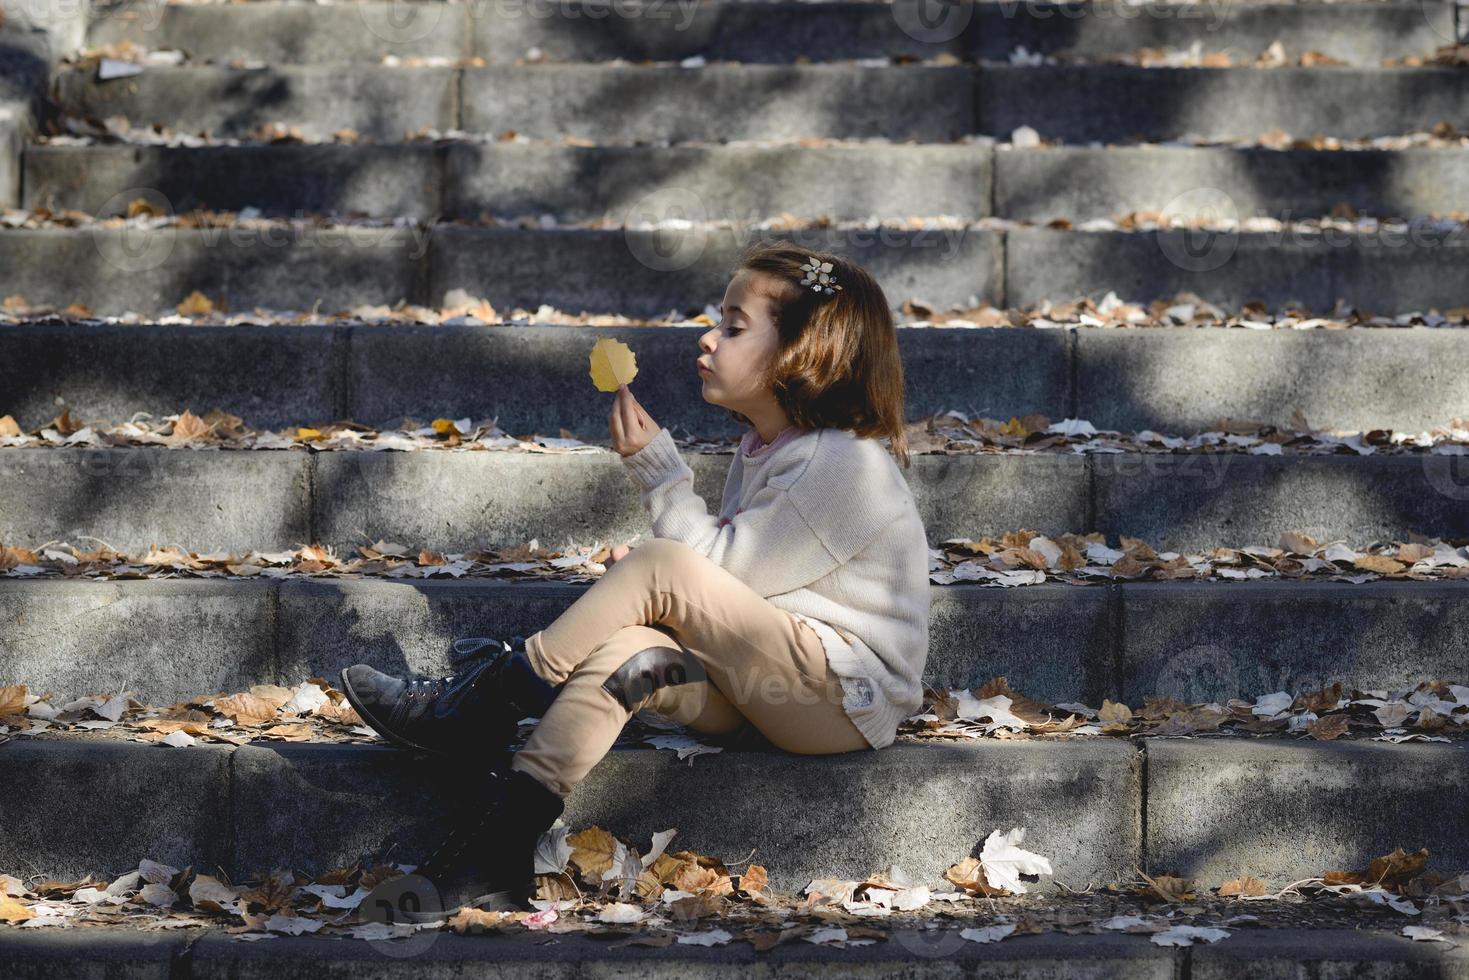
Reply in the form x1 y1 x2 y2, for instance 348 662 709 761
723 239 911 468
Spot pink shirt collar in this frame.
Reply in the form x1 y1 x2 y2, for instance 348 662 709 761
741 423 807 459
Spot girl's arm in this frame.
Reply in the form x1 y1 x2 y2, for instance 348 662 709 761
621 427 845 598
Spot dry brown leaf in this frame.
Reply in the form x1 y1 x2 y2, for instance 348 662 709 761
1218 875 1269 897
0 893 34 923
738 864 769 896
1353 555 1405 575
567 827 619 880
0 683 27 718
1307 713 1351 740
1098 699 1133 725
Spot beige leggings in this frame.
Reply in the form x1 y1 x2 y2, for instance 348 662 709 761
510 537 872 798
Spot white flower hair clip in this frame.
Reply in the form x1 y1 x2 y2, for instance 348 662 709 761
799 256 842 295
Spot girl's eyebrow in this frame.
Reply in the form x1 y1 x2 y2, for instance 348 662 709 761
718 304 750 317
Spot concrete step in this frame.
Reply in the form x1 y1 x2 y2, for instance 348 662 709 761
2 735 1465 896
3 321 1467 435
2 219 1468 317
80 0 1462 67
4 925 1469 978
23 139 1469 223
3 445 1468 555
1 577 1465 708
49 63 1469 143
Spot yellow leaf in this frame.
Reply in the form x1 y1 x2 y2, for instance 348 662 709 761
295 427 322 441
589 337 638 392
431 418 459 436
177 290 215 316
0 415 21 438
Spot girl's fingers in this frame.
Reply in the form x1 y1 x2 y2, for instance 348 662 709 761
609 392 624 448
624 388 645 434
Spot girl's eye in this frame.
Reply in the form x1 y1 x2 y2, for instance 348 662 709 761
726 326 742 335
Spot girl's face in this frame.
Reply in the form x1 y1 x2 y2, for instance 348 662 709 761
697 269 789 416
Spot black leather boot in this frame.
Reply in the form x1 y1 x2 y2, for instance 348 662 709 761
339 635 563 760
398 766 567 920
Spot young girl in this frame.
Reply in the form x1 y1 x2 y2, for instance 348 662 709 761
340 240 931 918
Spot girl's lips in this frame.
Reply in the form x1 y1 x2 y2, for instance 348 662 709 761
698 365 712 374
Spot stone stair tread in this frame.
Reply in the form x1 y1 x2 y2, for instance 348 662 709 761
1 319 1466 435
21 138 1469 224
4 922 1465 977
3 439 1469 554
47 62 1469 143
2 734 1466 894
2 576 1467 707
2 220 1468 317
77 0 1461 69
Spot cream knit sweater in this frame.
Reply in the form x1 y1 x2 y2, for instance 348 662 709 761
620 424 931 749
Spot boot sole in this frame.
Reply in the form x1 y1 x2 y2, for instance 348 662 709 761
338 666 449 757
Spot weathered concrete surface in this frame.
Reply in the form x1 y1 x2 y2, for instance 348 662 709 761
4 443 1465 555
1089 453 1469 552
0 579 279 700
971 1 1457 66
1120 580 1469 705
460 64 977 142
994 146 1469 223
0 322 348 430
1006 226 1469 315
3 578 1467 708
4 923 1465 978
9 320 1466 436
977 66 1469 142
0 926 184 980
1147 739 1469 885
1191 927 1469 978
0 740 233 881
74 0 1461 68
85 1 472 64
1073 326 1469 434
0 448 312 554
0 738 1140 895
35 141 1469 226
25 141 989 223
23 142 445 220
0 228 424 317
442 141 992 224
51 65 459 141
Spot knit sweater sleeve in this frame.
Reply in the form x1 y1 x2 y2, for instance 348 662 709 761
620 426 845 598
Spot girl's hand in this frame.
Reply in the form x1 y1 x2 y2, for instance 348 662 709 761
606 543 635 566
609 383 658 457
